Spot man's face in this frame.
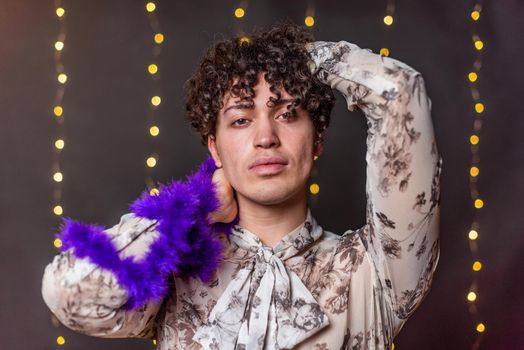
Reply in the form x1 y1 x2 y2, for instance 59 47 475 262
207 72 323 207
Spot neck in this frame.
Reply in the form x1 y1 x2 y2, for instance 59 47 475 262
237 190 308 248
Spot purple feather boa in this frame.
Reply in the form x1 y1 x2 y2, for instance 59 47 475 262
57 156 239 310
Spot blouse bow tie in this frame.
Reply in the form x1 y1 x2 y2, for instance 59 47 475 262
193 210 330 349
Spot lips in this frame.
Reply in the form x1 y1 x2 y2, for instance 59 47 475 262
249 156 288 169
249 156 289 175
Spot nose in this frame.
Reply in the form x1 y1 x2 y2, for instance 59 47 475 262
253 117 280 149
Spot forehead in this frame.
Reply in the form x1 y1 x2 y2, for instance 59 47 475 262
221 72 293 109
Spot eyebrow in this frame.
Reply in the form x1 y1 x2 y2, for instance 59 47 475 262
223 98 295 115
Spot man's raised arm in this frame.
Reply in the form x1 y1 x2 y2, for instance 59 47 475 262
307 40 442 320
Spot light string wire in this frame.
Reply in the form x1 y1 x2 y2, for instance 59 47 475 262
145 2 164 344
233 0 249 40
145 1 164 197
465 1 486 348
50 1 67 347
380 0 395 58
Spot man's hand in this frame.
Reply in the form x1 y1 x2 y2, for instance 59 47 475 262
208 168 238 224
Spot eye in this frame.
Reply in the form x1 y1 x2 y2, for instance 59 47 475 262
232 117 249 127
277 111 295 121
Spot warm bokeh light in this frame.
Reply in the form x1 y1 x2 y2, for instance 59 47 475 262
475 102 484 113
467 291 477 302
468 72 478 82
239 36 250 45
149 125 160 136
146 156 157 168
154 33 164 44
54 41 64 51
471 10 481 21
304 16 314 27
473 261 482 271
150 188 160 196
313 155 319 161
56 7 65 18
53 106 63 117
474 199 484 209
470 134 480 145
53 172 63 182
474 40 484 50
53 205 63 216
58 73 68 84
309 183 320 195
468 229 478 240
56 336 65 345
379 48 390 57
476 323 486 333
470 166 479 177
146 2 156 12
54 238 63 249
148 64 158 75
234 7 245 18
55 139 65 150
383 15 394 25
151 96 161 106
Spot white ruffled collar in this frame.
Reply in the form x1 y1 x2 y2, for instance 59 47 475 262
193 208 330 349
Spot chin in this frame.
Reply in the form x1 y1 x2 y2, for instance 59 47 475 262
241 182 304 206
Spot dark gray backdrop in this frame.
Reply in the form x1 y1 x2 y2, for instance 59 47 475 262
1 0 523 349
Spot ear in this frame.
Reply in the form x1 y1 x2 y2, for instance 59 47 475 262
314 132 325 157
207 134 223 168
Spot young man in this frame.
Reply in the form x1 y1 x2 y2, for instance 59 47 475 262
42 23 442 349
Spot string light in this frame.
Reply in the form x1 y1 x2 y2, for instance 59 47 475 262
56 335 65 345
304 15 315 27
144 1 165 195
146 156 157 168
53 238 63 249
57 73 68 84
55 7 65 17
476 323 486 333
53 205 63 216
234 7 245 18
54 40 64 51
379 48 390 57
55 139 65 149
303 1 322 200
474 102 484 113
154 33 164 44
233 1 249 46
466 2 487 348
149 125 159 136
146 2 156 12
53 105 63 117
379 1 395 58
151 95 161 106
50 2 68 347
53 171 63 182
148 63 158 74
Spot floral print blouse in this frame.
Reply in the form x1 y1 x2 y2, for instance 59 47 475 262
42 40 442 350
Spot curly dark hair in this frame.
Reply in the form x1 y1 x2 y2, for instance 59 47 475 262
184 21 335 145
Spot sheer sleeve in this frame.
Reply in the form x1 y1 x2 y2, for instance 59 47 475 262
307 41 442 322
41 213 164 338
